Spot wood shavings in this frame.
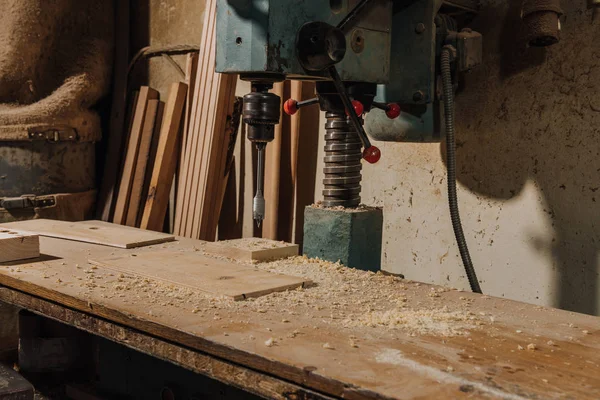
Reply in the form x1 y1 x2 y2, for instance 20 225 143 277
346 307 478 337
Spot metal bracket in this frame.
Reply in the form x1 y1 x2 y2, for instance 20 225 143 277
27 127 79 142
1 195 56 210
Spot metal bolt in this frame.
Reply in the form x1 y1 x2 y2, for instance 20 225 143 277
413 91 425 102
415 23 426 34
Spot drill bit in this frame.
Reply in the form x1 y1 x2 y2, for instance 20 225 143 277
253 143 266 227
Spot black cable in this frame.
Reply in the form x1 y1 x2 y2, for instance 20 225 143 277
337 0 373 33
440 46 482 294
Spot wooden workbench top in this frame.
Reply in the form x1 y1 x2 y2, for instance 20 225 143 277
0 236 599 399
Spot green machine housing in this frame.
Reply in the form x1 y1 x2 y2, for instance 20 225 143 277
216 0 481 142
216 0 393 83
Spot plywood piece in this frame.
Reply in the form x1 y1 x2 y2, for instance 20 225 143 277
0 220 174 249
89 250 310 300
114 87 159 224
203 238 298 262
126 99 160 227
140 82 188 232
0 229 39 263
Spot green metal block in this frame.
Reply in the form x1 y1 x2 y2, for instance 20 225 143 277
303 206 383 272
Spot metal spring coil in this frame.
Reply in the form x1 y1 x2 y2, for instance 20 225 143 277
322 112 362 207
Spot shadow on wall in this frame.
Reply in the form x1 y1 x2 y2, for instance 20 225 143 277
442 0 600 315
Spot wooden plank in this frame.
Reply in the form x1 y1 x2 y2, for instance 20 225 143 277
113 87 159 225
203 238 299 262
0 230 39 263
1 238 600 400
89 250 310 301
0 220 174 249
139 101 165 227
293 82 319 247
97 0 131 222
126 99 160 227
140 82 188 232
0 289 333 400
262 82 286 240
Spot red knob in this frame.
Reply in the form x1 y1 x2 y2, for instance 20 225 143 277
362 146 381 164
346 100 364 117
386 103 401 119
284 99 298 115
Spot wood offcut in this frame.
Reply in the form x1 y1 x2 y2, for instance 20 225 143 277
0 230 39 263
203 238 299 262
89 250 311 300
0 219 174 249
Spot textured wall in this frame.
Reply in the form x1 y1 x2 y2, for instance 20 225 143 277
362 0 600 315
131 0 204 98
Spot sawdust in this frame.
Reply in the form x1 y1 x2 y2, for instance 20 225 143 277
214 238 290 250
64 252 482 339
310 202 380 213
346 308 478 337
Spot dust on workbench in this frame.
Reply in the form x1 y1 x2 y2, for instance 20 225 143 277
213 237 289 250
30 250 484 339
310 201 381 213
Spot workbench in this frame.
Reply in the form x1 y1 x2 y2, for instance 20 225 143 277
0 235 599 399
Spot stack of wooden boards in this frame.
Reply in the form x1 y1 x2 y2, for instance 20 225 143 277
97 1 239 237
98 0 319 243
173 0 238 241
111 83 187 232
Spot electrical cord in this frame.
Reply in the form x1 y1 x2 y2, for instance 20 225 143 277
441 46 482 294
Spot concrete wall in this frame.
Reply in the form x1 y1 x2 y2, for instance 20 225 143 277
364 0 600 315
130 0 204 98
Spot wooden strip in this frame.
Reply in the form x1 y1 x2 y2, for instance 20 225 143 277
293 82 319 247
0 230 39 263
203 238 299 262
113 87 159 224
97 0 130 222
138 101 165 227
0 288 335 400
140 82 188 232
0 220 174 249
126 99 160 227
89 250 311 301
262 83 286 240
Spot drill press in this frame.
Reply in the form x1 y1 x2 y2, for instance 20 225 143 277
217 0 395 226
216 0 483 289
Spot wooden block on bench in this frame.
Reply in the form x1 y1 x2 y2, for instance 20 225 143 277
203 238 299 262
0 230 39 263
